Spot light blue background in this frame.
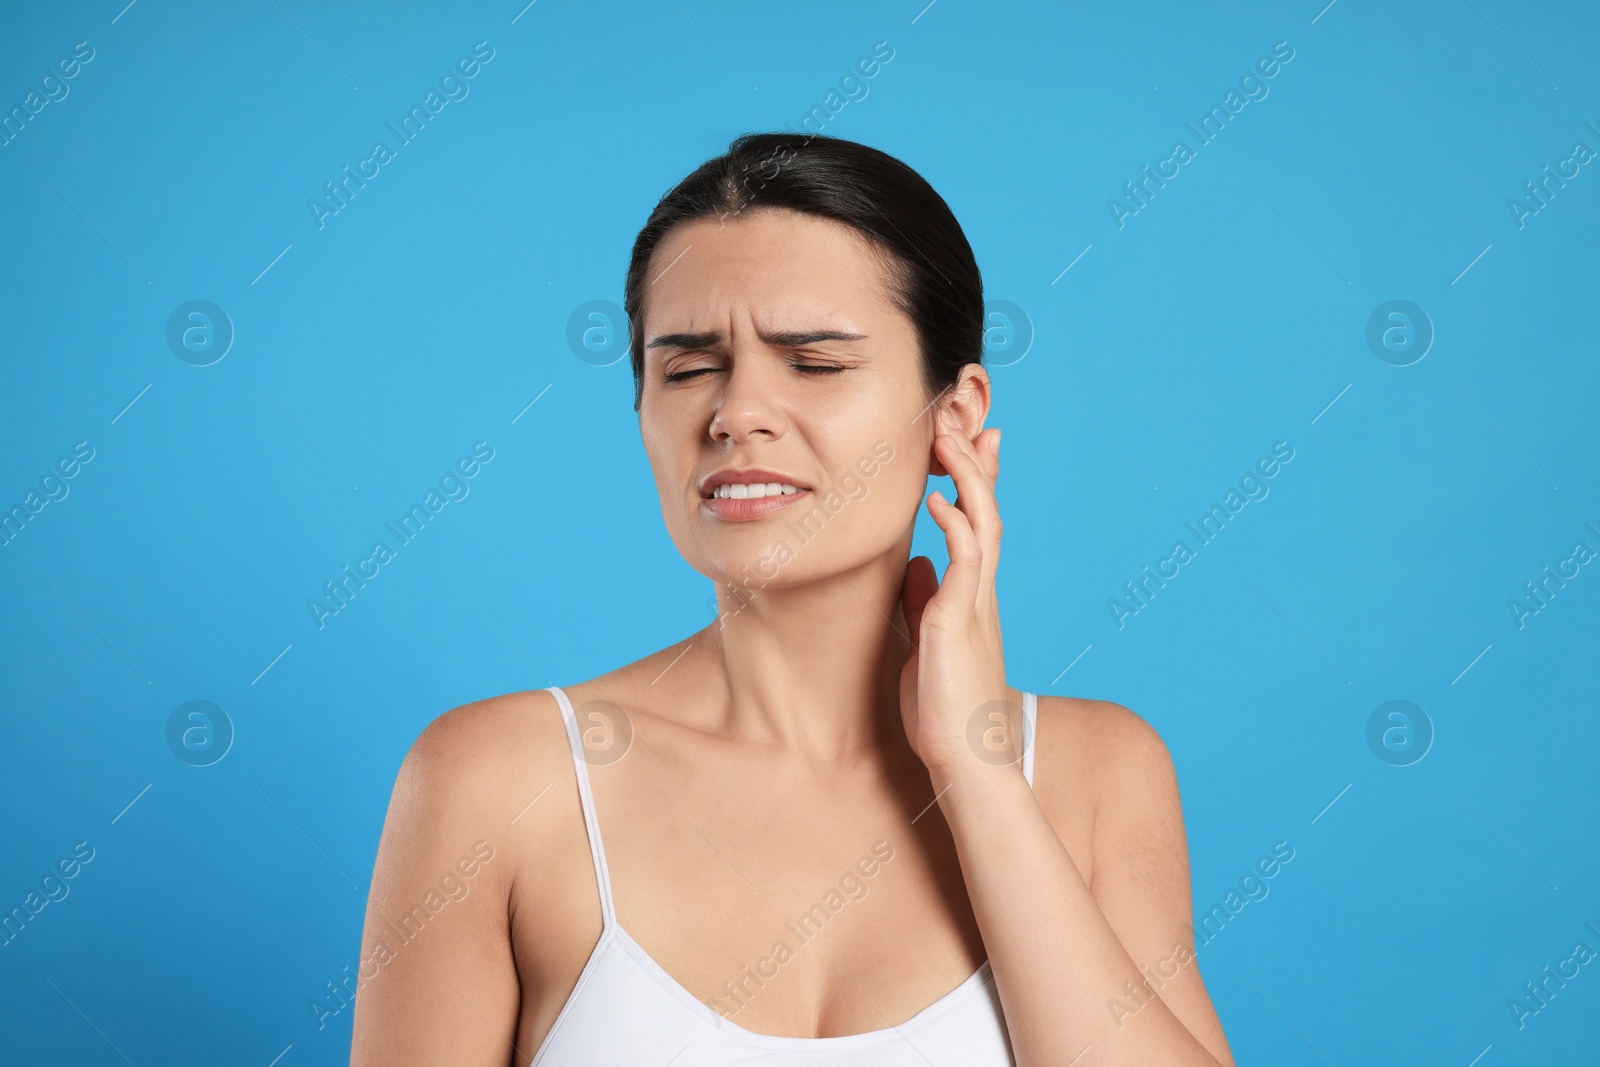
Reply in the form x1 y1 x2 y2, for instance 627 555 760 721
2 0 1597 1063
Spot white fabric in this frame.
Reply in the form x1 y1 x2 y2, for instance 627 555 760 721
531 686 1038 1066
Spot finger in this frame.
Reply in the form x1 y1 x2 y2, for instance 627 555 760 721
967 426 1000 485
936 433 1002 599
940 428 1003 603
938 431 1000 537
925 489 983 615
970 428 1001 508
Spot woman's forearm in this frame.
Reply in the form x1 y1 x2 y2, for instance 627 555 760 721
932 763 1222 1067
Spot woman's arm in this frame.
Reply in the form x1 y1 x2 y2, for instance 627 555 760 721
932 702 1233 1067
1075 700 1233 1061
349 703 523 1066
901 422 1231 1066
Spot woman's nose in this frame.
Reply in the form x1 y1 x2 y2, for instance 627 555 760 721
709 351 787 444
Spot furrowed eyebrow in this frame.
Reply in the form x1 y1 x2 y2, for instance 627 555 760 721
765 329 867 347
647 331 723 351
646 328 867 351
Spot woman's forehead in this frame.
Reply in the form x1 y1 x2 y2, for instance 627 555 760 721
643 212 907 331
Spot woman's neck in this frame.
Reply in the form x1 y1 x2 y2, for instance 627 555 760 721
689 554 914 765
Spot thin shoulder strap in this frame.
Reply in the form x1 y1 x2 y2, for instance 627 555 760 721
1022 691 1038 787
547 686 617 930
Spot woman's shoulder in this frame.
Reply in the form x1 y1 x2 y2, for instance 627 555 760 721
1031 692 1178 811
412 628 686 749
377 687 604 900
396 656 660 811
356 687 603 1059
1034 691 1171 754
402 687 572 798
1028 692 1186 897
379 685 601 874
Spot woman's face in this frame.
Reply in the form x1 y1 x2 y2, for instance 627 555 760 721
637 207 953 594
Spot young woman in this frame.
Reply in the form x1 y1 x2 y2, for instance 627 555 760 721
350 133 1234 1066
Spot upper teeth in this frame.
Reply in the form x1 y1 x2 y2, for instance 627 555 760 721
713 482 800 499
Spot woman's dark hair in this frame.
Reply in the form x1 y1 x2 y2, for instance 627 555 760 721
623 132 984 412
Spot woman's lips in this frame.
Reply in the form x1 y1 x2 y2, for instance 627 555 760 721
701 489 810 521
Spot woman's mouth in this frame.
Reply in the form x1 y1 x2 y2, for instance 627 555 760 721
708 481 802 500
699 472 811 521
702 482 810 521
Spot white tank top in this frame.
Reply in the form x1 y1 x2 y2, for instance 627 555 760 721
532 685 1036 1066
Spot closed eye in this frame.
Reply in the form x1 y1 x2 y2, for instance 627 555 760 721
663 362 848 384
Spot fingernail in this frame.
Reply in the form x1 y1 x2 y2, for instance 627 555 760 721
993 430 1002 456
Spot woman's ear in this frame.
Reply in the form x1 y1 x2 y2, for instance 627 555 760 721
927 365 991 478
